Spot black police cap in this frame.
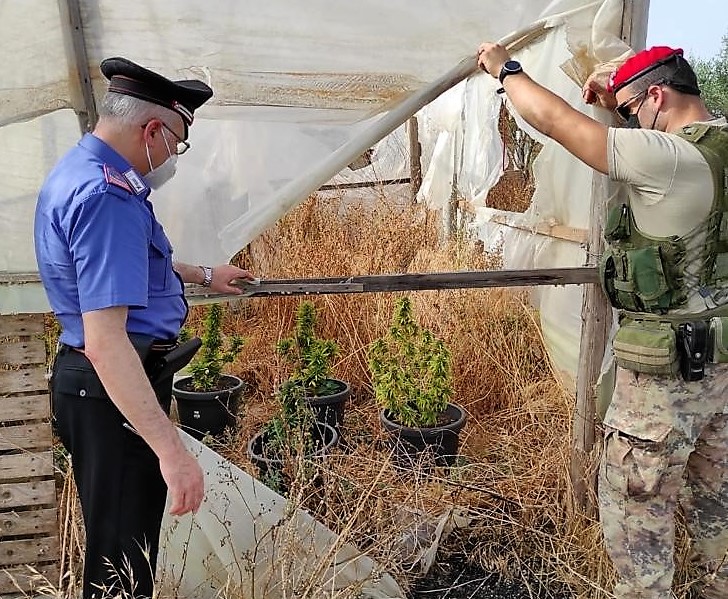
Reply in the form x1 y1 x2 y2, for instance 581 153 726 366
100 57 213 137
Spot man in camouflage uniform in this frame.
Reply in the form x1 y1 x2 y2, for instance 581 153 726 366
476 42 728 598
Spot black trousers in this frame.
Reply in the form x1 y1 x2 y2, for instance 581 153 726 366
52 347 172 599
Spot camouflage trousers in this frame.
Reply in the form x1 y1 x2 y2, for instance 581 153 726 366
599 362 728 599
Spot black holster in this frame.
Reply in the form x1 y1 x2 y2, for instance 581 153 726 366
677 321 708 382
145 337 202 384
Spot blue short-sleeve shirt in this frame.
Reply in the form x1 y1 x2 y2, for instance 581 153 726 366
34 134 187 347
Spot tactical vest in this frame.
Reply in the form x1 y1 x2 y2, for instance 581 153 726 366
600 123 728 316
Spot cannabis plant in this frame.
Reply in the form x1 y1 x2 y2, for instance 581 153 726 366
276 300 339 396
188 303 245 392
368 297 453 428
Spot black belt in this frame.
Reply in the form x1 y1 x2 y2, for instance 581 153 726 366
56 336 200 385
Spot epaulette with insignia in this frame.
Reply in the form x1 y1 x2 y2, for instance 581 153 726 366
104 164 133 193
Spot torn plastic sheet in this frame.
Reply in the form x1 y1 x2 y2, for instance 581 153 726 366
158 430 405 599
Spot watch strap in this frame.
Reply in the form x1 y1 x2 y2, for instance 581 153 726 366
499 60 523 84
199 265 213 287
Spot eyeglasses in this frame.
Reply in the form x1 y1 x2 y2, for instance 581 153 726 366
160 122 190 155
141 121 190 155
615 89 648 122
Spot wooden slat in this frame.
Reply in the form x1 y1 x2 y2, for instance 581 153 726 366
211 267 600 300
0 424 52 452
0 340 45 368
0 316 43 338
0 538 59 567
0 396 50 423
0 454 53 481
0 481 55 510
488 213 588 244
0 563 58 594
0 367 48 396
0 509 57 539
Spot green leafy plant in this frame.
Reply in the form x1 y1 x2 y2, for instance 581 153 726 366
276 301 339 396
368 297 453 428
188 303 245 392
260 380 319 494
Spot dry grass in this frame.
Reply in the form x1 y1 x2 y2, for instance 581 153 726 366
193 190 599 597
50 188 703 598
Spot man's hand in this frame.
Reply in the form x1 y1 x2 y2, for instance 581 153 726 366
209 264 256 295
159 447 205 516
582 70 618 110
477 42 511 79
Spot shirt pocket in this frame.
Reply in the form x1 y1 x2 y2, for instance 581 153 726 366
148 232 172 293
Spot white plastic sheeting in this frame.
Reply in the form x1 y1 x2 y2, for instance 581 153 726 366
3 0 616 276
415 0 633 382
159 430 404 598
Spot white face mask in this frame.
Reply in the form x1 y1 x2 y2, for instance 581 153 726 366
144 128 178 189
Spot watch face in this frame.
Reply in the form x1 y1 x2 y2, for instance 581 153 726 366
505 60 521 73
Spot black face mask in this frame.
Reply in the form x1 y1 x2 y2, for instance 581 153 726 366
625 114 641 129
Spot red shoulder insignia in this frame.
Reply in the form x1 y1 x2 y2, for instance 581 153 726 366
104 164 133 193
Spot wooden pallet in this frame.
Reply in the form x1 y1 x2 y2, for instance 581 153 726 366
0 314 58 595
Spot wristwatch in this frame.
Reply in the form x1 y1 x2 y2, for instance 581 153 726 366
199 265 213 287
499 60 523 84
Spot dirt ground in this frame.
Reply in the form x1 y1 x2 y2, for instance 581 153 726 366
410 553 573 599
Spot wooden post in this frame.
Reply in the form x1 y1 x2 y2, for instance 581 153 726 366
570 176 613 512
570 0 650 511
58 0 98 133
0 314 59 594
408 117 422 202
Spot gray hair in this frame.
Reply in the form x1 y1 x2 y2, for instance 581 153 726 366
624 64 675 95
98 91 179 129
623 56 700 97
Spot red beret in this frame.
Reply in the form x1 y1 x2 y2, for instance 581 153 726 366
607 46 684 93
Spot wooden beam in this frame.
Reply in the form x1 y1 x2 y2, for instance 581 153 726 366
0 367 48 397
318 178 410 191
571 176 613 513
0 563 58 594
0 538 59 567
0 396 51 423
409 116 422 201
226 267 599 296
57 0 98 133
0 481 56 511
488 214 587 244
0 509 57 538
570 0 650 512
0 424 53 453
0 340 45 367
0 453 54 481
0 315 43 337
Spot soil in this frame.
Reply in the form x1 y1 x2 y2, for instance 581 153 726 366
409 553 573 599
174 373 240 392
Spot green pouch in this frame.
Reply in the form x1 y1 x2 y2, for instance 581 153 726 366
613 320 679 375
708 316 728 363
628 247 669 303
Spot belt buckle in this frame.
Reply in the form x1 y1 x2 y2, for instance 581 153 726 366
150 340 178 353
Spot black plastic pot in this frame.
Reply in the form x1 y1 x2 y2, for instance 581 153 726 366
247 422 339 480
380 402 467 469
305 379 350 434
172 374 245 441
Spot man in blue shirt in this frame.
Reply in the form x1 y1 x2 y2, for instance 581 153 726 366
34 57 255 599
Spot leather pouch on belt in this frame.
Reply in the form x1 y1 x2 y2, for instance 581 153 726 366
613 320 679 375
708 316 728 363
